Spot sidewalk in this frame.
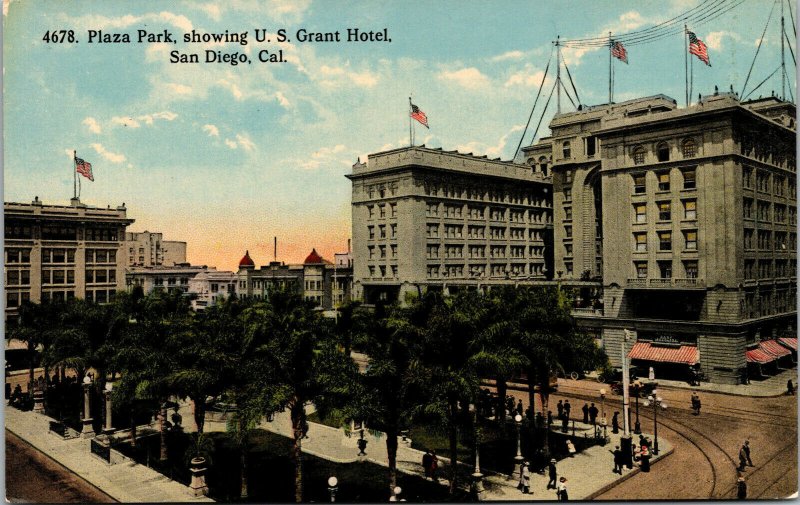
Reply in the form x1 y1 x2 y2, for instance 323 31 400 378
203 407 673 501
654 367 798 397
5 406 214 503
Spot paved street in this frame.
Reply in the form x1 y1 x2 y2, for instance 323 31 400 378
501 375 798 500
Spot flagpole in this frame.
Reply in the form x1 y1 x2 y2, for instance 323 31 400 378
684 24 689 107
73 150 77 199
409 96 413 147
556 36 561 114
608 33 613 104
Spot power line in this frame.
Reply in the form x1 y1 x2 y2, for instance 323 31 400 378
513 48 554 160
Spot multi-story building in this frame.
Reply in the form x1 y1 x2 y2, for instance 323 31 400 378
347 146 554 304
125 231 187 267
4 197 134 322
188 270 237 310
526 92 797 384
125 264 212 295
235 249 353 312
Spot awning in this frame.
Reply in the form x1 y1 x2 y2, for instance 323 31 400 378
760 340 791 358
745 347 775 364
628 342 698 365
778 337 797 351
5 339 28 351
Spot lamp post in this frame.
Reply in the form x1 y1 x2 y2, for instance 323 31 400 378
469 403 484 500
511 414 524 481
599 388 606 423
80 374 95 438
327 476 338 503
633 381 642 434
643 390 667 455
103 382 114 433
391 486 402 502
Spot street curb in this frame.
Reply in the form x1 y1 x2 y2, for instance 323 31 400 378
582 445 675 500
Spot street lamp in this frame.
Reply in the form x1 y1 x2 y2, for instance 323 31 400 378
80 374 95 438
599 388 606 422
643 390 667 455
511 414 524 481
103 382 114 433
392 486 402 502
469 403 484 500
327 476 338 502
633 381 642 434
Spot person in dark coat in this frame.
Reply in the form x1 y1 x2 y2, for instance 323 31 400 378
737 476 747 499
564 400 571 420
557 476 568 501
738 443 748 471
506 396 515 417
536 412 544 427
611 412 620 434
430 450 439 482
588 403 599 425
788 379 795 396
525 405 534 421
582 403 589 424
612 445 623 474
742 440 752 466
556 400 564 419
422 450 433 479
547 458 558 489
516 399 524 416
547 410 554 427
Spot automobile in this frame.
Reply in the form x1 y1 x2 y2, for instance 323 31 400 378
609 380 658 397
597 365 642 384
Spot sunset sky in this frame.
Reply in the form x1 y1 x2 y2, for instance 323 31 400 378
4 0 794 271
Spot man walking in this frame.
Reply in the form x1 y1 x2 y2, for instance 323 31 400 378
588 403 599 425
738 442 749 471
612 412 620 434
742 440 753 467
582 403 589 424
691 392 701 415
564 400 571 420
788 379 795 396
612 445 623 474
547 458 558 489
737 476 747 499
516 399 524 417
520 461 531 494
556 400 564 420
422 450 433 479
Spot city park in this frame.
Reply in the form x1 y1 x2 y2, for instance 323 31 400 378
7 284 624 502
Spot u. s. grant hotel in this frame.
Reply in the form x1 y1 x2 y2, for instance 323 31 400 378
348 92 797 385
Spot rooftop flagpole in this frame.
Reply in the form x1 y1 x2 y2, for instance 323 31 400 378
684 24 689 107
408 96 413 147
73 150 77 199
608 32 613 104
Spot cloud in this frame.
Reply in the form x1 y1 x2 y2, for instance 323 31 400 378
82 117 102 134
166 82 193 96
438 67 490 90
188 2 221 21
275 91 291 108
316 64 378 88
68 11 193 33
90 143 126 163
111 116 141 128
705 31 740 51
235 133 255 152
225 139 238 149
203 124 219 137
138 111 178 125
505 68 549 88
217 79 244 100
312 144 346 159
455 125 524 160
110 111 177 129
491 50 526 62
226 0 311 23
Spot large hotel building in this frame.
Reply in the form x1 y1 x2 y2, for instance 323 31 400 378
350 92 797 384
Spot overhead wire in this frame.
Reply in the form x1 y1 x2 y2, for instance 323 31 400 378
740 0 777 97
513 47 554 159
742 65 782 100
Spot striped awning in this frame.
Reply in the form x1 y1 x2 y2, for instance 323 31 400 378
745 347 775 364
760 340 791 358
628 342 698 365
778 338 797 351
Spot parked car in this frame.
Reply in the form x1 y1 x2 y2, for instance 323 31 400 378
609 380 658 397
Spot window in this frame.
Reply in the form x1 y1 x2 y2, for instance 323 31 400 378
684 200 697 220
634 233 647 252
390 203 397 217
633 174 646 194
657 172 670 191
683 169 696 189
379 225 386 239
657 142 670 162
379 246 386 259
743 167 753 189
742 199 753 219
684 230 697 250
368 246 375 259
658 261 672 279
658 201 671 221
586 136 597 157
682 139 697 158
658 231 672 251
368 226 375 240
379 205 386 218
390 224 397 238
426 203 439 217
564 188 572 201
565 170 573 184
635 261 648 278
564 226 572 239
562 141 571 159
744 229 754 249
635 204 647 223
684 260 698 279
368 205 375 219
426 245 439 259
633 146 645 165
426 224 439 238
564 207 572 220
564 262 573 276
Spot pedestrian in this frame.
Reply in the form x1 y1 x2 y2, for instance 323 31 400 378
588 403 598 425
520 461 531 494
788 379 795 396
547 458 557 489
557 476 569 501
639 444 651 472
564 400 571 420
737 476 747 499
556 400 564 420
742 440 753 467
536 412 544 428
357 430 368 455
612 445 623 474
582 403 589 424
561 413 569 433
506 395 515 418
430 450 439 482
632 443 640 463
612 412 620 434
691 392 701 415
422 450 433 479
525 405 534 421
547 410 554 427
516 399 524 417
565 439 576 457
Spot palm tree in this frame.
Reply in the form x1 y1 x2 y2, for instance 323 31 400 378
10 300 63 402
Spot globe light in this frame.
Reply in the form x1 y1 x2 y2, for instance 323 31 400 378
83 374 92 385
328 476 338 488
643 400 650 407
393 486 402 496
105 382 113 392
514 414 523 423
599 388 606 396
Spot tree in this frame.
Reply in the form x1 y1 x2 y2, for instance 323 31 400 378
10 300 64 402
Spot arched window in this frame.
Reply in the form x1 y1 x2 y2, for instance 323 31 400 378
539 156 549 176
632 146 645 165
682 138 697 158
562 141 571 160
657 142 670 162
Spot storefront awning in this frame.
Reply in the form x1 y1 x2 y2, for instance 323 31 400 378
760 340 791 358
745 347 775 364
628 342 698 365
778 337 797 351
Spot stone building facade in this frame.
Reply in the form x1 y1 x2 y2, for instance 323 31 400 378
125 231 187 267
4 197 134 323
347 146 554 304
524 93 797 384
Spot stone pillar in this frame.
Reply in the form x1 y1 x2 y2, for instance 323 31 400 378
189 457 209 497
32 390 45 413
80 377 95 439
103 388 114 433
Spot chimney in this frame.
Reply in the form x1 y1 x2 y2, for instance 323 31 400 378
347 238 351 253
274 236 277 261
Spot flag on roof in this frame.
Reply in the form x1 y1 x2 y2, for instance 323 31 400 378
610 40 628 64
410 102 429 129
75 156 94 181
687 31 711 66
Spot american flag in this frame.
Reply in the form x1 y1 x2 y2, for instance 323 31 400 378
410 102 429 129
610 40 628 64
688 31 711 66
75 157 94 181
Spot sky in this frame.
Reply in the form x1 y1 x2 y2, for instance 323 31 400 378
3 0 796 271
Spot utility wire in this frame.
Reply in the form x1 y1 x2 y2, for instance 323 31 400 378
562 58 581 106
787 0 797 38
560 79 577 109
513 48 553 159
743 65 782 100
530 80 557 148
741 0 777 97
